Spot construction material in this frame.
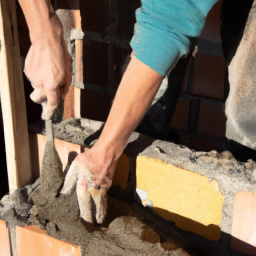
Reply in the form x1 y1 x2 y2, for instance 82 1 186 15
226 0 256 149
0 0 32 193
28 118 256 249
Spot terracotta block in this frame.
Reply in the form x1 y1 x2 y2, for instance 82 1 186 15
16 226 81 256
81 0 109 34
200 0 223 43
112 46 132 88
30 133 128 190
170 99 190 130
231 191 256 255
181 56 193 93
110 0 140 39
83 40 109 87
179 134 188 146
80 90 113 122
197 101 226 139
112 153 129 190
0 220 11 256
190 137 224 152
192 54 226 100
29 133 82 176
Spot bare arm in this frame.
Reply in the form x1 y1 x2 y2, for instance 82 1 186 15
61 56 163 224
93 56 163 162
18 0 71 120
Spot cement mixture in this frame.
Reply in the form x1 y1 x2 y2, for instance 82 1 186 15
24 118 255 256
2 118 253 255
28 141 189 255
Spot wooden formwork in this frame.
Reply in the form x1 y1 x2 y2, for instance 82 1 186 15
0 0 83 193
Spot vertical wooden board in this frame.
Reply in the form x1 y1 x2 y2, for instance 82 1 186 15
0 0 32 193
74 7 82 118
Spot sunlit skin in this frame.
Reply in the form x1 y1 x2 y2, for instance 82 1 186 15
18 0 164 223
18 0 72 120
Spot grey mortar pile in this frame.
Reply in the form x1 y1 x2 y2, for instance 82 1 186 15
4 117 253 255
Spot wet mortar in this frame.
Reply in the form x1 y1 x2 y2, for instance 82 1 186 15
4 118 255 255
28 141 189 255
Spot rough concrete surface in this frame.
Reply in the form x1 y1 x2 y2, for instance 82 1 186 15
18 118 256 255
29 118 256 237
138 140 256 235
226 0 256 149
27 138 191 255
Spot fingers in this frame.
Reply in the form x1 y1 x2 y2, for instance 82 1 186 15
41 89 60 120
90 188 107 224
61 162 78 195
76 177 93 224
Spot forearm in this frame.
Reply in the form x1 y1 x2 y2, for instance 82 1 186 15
18 0 62 44
92 56 163 161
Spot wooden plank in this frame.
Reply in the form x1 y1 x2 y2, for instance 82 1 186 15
0 0 32 193
55 3 82 119
73 7 82 118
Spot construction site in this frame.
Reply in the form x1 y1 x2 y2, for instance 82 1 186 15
0 0 256 255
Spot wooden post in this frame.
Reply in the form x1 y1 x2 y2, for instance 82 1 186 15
56 1 82 119
73 7 82 118
0 0 32 193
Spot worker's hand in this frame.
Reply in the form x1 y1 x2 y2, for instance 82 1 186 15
24 16 72 120
61 149 117 224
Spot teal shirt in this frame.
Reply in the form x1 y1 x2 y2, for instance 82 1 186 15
130 0 219 76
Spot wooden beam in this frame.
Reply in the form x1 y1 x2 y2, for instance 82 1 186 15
55 2 82 119
0 0 32 193
73 7 82 118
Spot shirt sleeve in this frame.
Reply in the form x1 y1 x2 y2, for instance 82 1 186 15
130 0 219 77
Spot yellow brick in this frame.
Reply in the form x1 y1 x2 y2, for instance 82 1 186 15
136 156 224 241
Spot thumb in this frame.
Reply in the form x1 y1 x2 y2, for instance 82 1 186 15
30 88 47 104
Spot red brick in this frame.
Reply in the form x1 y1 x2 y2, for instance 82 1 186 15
191 137 224 152
179 134 188 146
29 134 82 177
16 226 81 256
197 101 226 139
80 90 113 122
83 40 109 87
231 191 256 256
110 0 140 39
112 153 129 190
81 0 109 34
112 46 132 88
0 220 11 256
170 99 190 130
199 0 223 43
192 54 226 100
181 56 193 93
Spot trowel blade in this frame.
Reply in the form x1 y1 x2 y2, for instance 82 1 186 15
45 119 53 142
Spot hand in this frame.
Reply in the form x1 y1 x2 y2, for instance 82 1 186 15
61 148 117 224
24 15 72 120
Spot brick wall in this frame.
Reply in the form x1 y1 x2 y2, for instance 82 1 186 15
78 0 229 153
14 0 254 156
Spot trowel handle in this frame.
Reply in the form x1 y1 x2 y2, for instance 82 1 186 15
41 102 53 142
